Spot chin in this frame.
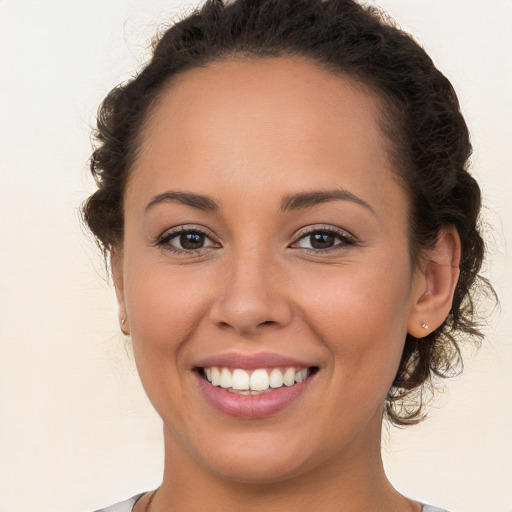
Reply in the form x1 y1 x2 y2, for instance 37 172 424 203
205 453 311 485
186 427 331 486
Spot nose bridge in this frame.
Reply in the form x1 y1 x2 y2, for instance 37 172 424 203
209 236 292 334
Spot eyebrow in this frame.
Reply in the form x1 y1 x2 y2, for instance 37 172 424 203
144 188 375 215
145 191 220 213
281 189 376 215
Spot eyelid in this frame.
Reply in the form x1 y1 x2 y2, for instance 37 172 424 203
155 224 221 252
290 224 357 250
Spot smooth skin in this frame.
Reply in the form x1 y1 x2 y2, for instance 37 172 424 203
112 57 460 512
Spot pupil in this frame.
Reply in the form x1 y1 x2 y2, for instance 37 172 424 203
180 232 204 249
311 232 334 249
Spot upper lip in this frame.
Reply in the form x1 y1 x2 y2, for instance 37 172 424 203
193 351 317 370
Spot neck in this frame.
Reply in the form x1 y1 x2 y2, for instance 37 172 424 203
144 419 420 512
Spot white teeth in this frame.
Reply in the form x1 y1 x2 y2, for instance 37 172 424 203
231 369 250 390
220 368 232 388
283 367 295 386
295 368 308 383
203 366 314 391
269 368 284 388
211 367 221 386
250 369 270 391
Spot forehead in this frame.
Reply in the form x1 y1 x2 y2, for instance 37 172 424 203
129 57 403 218
139 57 387 163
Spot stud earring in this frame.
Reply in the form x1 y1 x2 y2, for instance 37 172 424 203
120 316 130 335
421 323 429 330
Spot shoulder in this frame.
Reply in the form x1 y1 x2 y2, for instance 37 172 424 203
91 493 145 512
422 505 451 512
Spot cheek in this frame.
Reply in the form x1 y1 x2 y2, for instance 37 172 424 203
123 259 213 360
293 259 412 381
130 283 193 336
122 263 215 421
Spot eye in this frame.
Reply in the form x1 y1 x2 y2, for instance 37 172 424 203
292 227 356 251
156 227 219 253
173 231 210 250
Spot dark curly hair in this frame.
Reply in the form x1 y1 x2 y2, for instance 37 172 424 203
83 0 492 425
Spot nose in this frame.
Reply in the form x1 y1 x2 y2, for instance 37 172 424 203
208 248 293 336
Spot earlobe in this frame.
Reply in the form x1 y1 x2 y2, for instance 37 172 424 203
408 226 461 338
110 247 130 335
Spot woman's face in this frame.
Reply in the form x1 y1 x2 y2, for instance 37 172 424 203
115 57 426 482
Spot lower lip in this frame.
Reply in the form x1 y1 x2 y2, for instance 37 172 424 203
195 372 314 419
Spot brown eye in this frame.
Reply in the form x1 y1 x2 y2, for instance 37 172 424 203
157 228 218 252
179 232 205 250
309 232 336 249
292 227 355 252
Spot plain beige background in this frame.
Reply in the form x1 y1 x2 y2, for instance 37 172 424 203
0 1 510 511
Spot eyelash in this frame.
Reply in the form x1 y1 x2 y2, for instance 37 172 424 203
155 225 357 254
155 226 220 255
290 226 357 253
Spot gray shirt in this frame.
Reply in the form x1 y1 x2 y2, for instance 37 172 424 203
93 494 450 511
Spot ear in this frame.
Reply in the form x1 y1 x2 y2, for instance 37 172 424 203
407 226 461 338
110 247 130 335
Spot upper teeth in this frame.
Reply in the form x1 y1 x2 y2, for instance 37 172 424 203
204 367 310 392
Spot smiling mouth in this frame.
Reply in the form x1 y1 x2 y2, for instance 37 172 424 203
198 366 319 395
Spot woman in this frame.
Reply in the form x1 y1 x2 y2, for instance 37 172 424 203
84 0 490 511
